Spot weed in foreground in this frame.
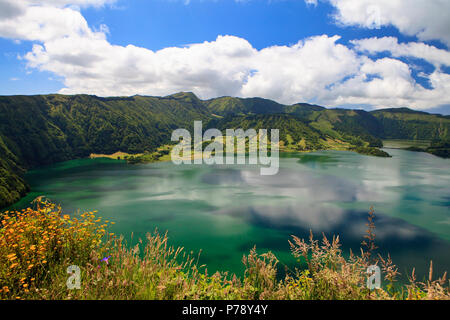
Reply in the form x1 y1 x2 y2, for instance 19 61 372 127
0 200 448 300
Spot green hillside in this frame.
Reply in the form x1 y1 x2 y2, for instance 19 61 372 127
0 135 29 208
371 108 449 140
0 93 210 207
205 96 286 116
0 92 448 208
208 114 335 151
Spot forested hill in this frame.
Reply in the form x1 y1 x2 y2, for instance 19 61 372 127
205 96 449 141
0 93 210 207
0 92 449 208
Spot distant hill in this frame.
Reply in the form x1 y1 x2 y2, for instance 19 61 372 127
205 96 286 116
0 92 449 208
371 108 449 140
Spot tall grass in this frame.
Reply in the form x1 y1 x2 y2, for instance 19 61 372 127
0 200 448 300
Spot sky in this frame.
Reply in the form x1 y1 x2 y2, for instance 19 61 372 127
0 0 449 114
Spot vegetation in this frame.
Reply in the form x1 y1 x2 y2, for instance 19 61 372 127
0 93 210 207
372 108 449 141
349 146 391 158
0 200 448 300
89 151 141 160
125 145 172 164
209 114 329 151
403 140 450 158
1 93 449 208
425 140 450 158
0 136 29 208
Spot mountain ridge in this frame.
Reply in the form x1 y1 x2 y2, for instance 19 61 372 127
4 92 447 116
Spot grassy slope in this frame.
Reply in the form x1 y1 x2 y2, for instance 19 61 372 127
208 113 330 151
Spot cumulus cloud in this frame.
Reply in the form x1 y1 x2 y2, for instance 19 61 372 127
0 5 105 42
351 37 450 68
321 0 450 47
1 0 450 111
324 57 450 109
241 35 361 104
0 0 26 19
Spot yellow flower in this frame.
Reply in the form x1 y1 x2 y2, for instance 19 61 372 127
42 260 47 264
10 263 18 269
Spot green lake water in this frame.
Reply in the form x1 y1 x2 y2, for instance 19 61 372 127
10 149 450 281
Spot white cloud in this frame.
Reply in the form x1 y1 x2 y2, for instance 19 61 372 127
241 35 361 104
0 0 114 20
0 5 105 42
304 0 318 6
0 0 26 19
1 0 450 111
323 0 450 47
351 37 450 68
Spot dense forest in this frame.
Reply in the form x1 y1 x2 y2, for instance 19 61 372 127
0 92 449 208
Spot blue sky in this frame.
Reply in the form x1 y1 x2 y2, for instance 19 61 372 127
0 0 449 113
82 0 405 50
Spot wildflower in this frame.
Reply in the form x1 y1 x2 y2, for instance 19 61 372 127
7 253 16 260
10 263 18 269
101 255 112 264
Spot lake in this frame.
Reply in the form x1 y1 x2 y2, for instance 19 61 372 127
10 149 450 281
